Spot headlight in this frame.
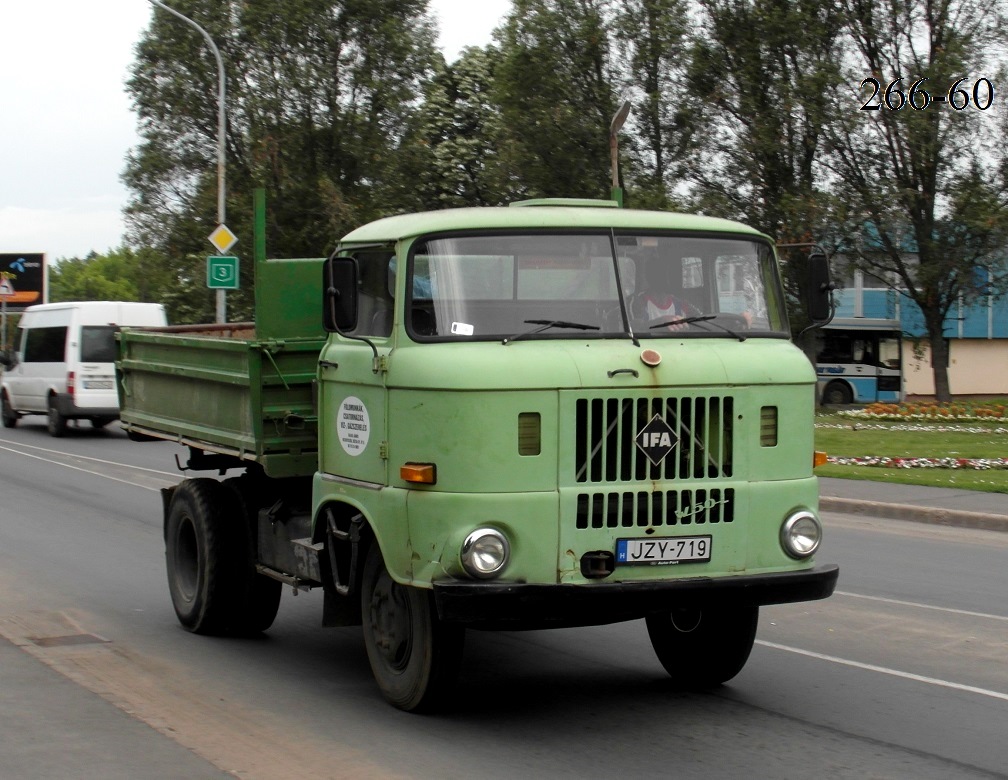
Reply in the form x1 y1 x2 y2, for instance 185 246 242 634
460 528 510 579
780 510 822 559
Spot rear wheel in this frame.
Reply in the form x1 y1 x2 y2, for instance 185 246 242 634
646 605 758 689
1 392 17 428
47 398 67 437
222 476 282 633
361 543 464 711
165 478 248 634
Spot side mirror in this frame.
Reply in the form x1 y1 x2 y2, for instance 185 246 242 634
805 250 834 325
323 255 358 332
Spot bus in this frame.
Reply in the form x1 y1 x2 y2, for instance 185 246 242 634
814 319 903 405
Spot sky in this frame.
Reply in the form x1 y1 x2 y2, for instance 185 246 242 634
0 0 511 262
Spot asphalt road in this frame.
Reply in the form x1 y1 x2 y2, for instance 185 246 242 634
1 419 1006 778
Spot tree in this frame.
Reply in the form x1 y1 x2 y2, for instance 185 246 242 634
682 0 846 348
611 0 696 209
124 0 439 323
685 0 844 235
394 46 513 210
493 0 621 200
827 0 1008 400
48 247 173 306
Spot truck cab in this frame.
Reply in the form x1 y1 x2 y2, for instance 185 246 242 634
316 200 837 708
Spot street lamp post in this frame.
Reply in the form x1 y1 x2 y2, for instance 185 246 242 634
148 0 228 323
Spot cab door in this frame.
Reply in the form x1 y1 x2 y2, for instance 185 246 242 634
318 248 396 486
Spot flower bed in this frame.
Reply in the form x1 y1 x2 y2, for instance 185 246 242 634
838 401 1008 422
827 456 1008 470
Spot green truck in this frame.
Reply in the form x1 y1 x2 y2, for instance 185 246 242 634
118 192 838 711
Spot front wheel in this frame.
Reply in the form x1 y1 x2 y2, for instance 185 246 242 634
361 544 464 712
646 604 758 689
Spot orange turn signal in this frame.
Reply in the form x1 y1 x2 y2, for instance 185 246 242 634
813 451 828 468
401 462 437 484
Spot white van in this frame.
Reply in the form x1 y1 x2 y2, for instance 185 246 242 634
0 301 167 436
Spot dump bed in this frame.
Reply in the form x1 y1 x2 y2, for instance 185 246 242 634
117 205 327 480
118 323 325 477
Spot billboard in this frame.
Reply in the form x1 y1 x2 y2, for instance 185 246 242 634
0 254 46 310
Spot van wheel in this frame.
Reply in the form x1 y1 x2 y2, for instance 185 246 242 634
165 478 247 635
646 605 758 689
1 392 17 428
47 400 67 437
361 543 464 711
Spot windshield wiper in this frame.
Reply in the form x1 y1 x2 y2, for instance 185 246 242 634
648 314 716 330
648 314 747 342
503 319 601 345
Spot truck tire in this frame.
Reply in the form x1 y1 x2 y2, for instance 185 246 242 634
645 604 758 689
361 543 464 712
1 391 17 428
165 478 248 635
222 476 282 634
47 398 67 437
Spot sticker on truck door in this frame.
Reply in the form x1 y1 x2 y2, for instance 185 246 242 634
337 396 370 455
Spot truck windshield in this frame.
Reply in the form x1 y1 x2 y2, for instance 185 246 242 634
406 232 789 341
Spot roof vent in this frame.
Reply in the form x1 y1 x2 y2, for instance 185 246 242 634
509 198 619 209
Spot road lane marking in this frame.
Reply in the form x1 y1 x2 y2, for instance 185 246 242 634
0 439 178 477
0 443 174 492
835 590 1008 623
757 640 1008 703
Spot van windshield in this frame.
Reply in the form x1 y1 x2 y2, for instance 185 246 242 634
406 232 789 340
81 326 118 362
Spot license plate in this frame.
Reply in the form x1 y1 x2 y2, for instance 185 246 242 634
616 535 712 566
83 380 114 389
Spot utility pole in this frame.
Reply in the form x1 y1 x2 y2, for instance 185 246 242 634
148 0 229 323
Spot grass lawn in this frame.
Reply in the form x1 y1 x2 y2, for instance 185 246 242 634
814 403 1008 494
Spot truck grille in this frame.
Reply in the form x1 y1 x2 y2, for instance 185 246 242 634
574 396 734 483
575 487 735 529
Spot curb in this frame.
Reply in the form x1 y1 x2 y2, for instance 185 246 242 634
819 496 1008 533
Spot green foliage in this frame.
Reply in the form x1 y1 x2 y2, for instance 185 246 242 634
125 0 439 323
492 0 618 199
395 47 513 210
611 0 696 209
48 247 173 307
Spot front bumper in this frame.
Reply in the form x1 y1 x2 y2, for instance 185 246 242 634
433 563 839 628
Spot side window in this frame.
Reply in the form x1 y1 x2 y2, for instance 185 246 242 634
348 251 396 338
81 326 119 362
682 257 703 289
23 326 68 362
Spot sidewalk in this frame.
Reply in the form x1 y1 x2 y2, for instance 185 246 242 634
819 476 1008 532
